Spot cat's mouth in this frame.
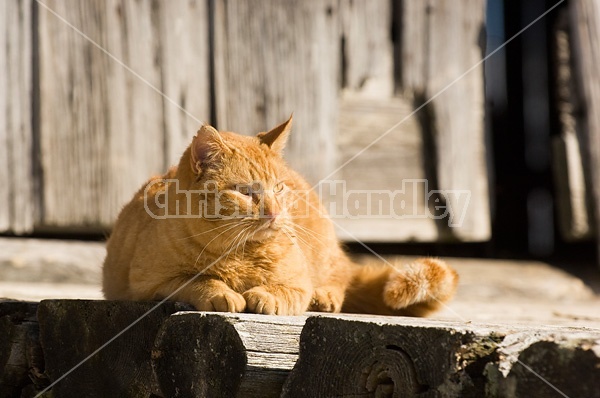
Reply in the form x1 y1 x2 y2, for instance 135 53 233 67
250 216 283 240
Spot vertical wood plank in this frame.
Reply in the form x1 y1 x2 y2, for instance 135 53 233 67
398 0 490 241
213 0 339 184
396 0 428 96
0 1 7 232
427 0 489 240
332 95 439 242
332 0 440 242
0 0 35 234
551 10 593 241
339 0 393 96
37 0 165 228
570 0 600 259
330 1 440 242
158 0 211 167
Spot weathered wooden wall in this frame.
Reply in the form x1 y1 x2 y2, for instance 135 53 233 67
333 0 490 242
551 9 594 242
0 0 34 234
569 0 600 255
213 0 339 184
1 0 492 242
36 0 211 229
397 0 489 241
159 0 212 166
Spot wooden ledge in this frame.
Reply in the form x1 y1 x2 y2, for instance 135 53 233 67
0 300 598 397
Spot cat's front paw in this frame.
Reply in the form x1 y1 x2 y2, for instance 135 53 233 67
309 287 344 312
196 290 246 313
243 286 304 315
244 288 277 315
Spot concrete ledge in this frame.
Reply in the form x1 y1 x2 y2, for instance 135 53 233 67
0 300 598 398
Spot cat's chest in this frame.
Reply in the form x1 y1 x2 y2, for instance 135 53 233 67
212 242 301 288
211 256 278 291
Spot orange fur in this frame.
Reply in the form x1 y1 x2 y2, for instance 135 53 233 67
103 116 459 316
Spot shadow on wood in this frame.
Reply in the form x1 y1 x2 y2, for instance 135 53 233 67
153 312 306 398
37 300 192 398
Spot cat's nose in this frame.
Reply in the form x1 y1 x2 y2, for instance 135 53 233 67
265 211 279 221
263 203 280 219
264 211 280 228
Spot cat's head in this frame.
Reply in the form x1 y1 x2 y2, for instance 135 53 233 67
182 115 298 242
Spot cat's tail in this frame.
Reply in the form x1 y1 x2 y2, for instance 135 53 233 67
341 258 459 316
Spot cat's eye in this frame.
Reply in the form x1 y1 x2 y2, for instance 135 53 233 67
274 182 285 193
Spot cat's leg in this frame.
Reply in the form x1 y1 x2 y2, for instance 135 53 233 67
243 284 311 316
309 286 345 312
309 257 352 313
150 275 246 313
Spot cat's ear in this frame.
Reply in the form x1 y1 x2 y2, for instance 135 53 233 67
190 124 229 174
257 114 293 154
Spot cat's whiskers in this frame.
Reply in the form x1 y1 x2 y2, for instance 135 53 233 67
286 230 312 257
291 222 330 239
281 226 310 265
239 226 255 262
246 219 272 241
193 222 247 268
177 220 241 240
288 223 328 249
239 226 256 260
231 224 254 259
217 220 255 264
203 216 248 223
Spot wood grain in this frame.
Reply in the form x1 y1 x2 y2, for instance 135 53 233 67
2 301 599 397
339 0 393 95
0 0 35 234
397 0 490 241
153 311 306 398
213 0 339 184
37 300 192 398
332 94 439 242
37 0 165 228
0 301 44 396
282 315 480 397
2 0 492 243
158 0 211 167
551 10 594 241
570 0 600 257
282 314 600 398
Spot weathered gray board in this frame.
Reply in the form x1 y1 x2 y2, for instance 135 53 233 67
283 315 600 398
0 0 35 234
551 9 594 242
2 300 599 398
332 0 489 242
36 0 211 229
1 0 491 243
394 0 490 241
154 311 306 398
570 0 600 256
331 95 440 242
212 0 339 184
158 0 211 166
329 0 441 242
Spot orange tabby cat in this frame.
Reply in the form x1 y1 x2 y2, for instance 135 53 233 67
103 116 458 316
